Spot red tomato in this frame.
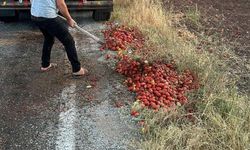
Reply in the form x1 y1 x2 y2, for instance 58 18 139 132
131 110 139 117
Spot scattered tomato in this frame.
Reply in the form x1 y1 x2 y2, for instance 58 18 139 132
131 110 140 117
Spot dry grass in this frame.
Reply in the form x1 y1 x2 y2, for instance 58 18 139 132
113 0 250 149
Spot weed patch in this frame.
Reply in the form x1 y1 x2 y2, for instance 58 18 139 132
111 0 250 149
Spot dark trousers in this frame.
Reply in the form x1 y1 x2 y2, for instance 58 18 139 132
32 16 81 72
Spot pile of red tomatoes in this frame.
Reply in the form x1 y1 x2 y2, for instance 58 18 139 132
100 23 144 51
101 24 199 111
116 56 199 110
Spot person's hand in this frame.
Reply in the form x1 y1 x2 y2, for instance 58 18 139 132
67 18 76 28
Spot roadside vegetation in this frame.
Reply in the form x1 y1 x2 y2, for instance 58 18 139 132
111 0 250 149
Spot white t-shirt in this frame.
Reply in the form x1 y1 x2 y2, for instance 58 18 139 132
31 0 58 18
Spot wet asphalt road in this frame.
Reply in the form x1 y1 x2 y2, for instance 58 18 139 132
0 12 139 150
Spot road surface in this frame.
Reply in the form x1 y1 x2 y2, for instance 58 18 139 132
0 12 139 150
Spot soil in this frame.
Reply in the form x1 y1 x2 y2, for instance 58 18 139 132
163 0 250 95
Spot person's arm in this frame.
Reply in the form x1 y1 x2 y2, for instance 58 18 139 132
56 0 76 27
